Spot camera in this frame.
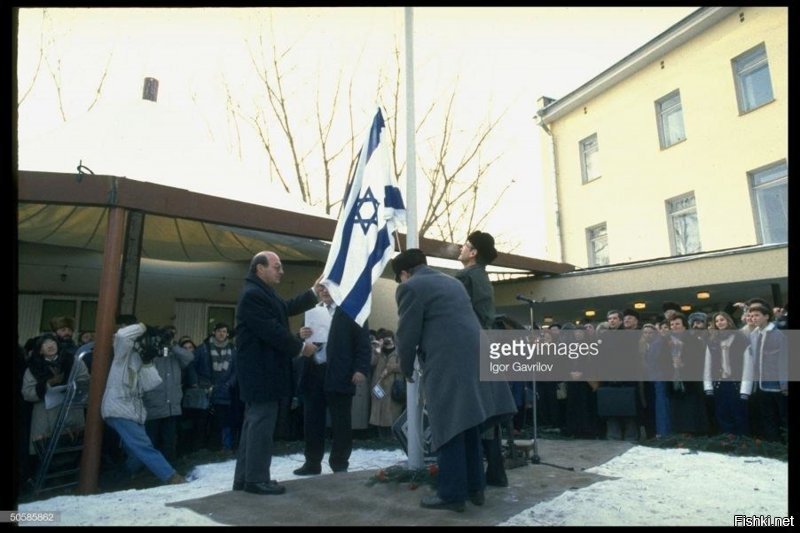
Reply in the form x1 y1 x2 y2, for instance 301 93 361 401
138 325 175 362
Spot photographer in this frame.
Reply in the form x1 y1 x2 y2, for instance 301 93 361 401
140 328 194 464
101 322 187 485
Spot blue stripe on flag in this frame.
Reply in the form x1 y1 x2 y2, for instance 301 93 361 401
365 111 384 161
340 226 392 320
384 185 405 210
327 200 359 284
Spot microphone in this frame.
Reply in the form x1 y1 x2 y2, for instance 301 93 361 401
516 294 537 304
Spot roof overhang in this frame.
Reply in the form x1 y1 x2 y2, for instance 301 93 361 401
16 170 574 275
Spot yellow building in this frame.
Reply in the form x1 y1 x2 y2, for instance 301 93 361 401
497 6 788 325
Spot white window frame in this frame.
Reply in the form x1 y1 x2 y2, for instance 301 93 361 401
579 133 600 183
666 192 701 256
586 223 609 267
749 160 787 244
732 43 774 114
655 90 686 149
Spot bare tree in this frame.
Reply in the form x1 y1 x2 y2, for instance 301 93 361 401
378 42 513 244
223 20 364 216
18 8 114 120
228 25 514 245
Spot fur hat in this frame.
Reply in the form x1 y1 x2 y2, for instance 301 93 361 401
391 248 427 282
467 231 498 265
49 316 76 332
688 312 708 325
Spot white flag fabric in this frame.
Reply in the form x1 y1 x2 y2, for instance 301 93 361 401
322 108 406 326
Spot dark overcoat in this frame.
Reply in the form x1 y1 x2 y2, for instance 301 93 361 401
235 273 318 403
395 265 516 451
454 264 496 329
297 306 371 395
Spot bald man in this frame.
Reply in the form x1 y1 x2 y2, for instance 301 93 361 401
232 251 320 495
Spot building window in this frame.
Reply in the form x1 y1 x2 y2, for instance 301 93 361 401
666 193 701 255
586 223 609 267
750 161 787 244
39 298 97 334
656 90 686 148
732 43 774 113
580 134 600 183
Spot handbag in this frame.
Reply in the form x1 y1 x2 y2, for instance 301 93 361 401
391 377 406 403
182 387 210 410
596 386 637 417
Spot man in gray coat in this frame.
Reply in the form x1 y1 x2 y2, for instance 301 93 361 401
392 249 516 513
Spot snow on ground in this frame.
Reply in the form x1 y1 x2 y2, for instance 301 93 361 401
17 446 788 527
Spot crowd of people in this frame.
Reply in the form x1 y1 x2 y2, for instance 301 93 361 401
15 239 789 512
528 301 789 446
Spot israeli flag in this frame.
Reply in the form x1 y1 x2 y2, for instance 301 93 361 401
322 108 406 326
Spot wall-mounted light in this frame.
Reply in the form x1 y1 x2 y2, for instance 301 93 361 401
696 291 710 300
680 305 692 312
585 310 596 318
634 302 646 310
543 316 553 324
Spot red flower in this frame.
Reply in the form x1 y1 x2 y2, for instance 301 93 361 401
427 464 439 476
376 469 387 481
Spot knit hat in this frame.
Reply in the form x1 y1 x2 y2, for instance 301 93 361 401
49 316 76 332
467 231 498 265
391 249 427 282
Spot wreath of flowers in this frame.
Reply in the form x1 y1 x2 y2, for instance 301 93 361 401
366 463 439 490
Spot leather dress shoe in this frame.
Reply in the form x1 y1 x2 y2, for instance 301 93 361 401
293 464 322 476
234 480 277 491
244 481 286 495
420 494 465 513
469 491 485 506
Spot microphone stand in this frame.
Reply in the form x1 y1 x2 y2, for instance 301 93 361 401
522 300 541 465
520 298 575 472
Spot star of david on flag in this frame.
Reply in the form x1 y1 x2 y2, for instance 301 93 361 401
321 108 406 326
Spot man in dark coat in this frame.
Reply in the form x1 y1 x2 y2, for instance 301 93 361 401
293 284 371 475
454 230 512 487
232 251 320 495
392 249 516 513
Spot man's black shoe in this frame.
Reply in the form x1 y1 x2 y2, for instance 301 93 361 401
469 491 485 506
234 480 276 491
244 481 286 495
293 464 322 476
420 495 465 513
331 467 348 473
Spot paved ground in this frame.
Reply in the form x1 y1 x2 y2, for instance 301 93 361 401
168 439 633 526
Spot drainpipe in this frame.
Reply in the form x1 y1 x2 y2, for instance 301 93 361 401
535 97 564 264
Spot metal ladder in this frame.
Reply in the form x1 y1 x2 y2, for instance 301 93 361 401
32 342 93 495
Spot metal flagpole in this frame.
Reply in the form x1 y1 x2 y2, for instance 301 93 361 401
527 302 541 464
403 5 424 470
